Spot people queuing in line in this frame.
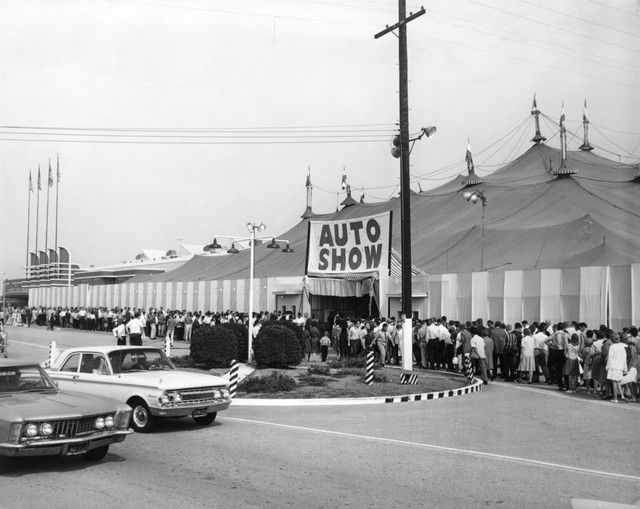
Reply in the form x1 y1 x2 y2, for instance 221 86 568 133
4 305 639 403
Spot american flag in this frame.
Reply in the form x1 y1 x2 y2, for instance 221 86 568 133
37 166 42 191
341 167 347 191
28 170 33 192
56 154 61 182
48 160 54 187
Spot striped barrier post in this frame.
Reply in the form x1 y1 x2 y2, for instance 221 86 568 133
46 340 57 368
464 354 474 383
229 359 239 399
365 351 374 385
164 336 171 358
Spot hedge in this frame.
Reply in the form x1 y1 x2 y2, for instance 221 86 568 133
190 325 238 368
259 320 305 360
219 322 249 362
253 324 302 368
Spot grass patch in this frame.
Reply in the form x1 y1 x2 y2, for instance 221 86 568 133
297 374 331 387
329 357 366 369
332 367 364 378
238 371 297 393
307 365 331 376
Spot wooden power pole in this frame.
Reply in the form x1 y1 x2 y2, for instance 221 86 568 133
375 2 425 353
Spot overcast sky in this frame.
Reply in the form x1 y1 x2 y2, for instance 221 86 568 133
1 0 638 279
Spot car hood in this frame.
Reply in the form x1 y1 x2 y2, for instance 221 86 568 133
117 370 228 390
0 391 123 422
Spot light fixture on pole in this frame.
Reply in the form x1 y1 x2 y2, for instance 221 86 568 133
204 238 222 252
463 190 487 272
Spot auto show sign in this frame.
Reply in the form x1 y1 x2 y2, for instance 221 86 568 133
305 211 392 276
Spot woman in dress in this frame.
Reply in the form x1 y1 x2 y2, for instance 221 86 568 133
518 328 536 383
606 334 628 403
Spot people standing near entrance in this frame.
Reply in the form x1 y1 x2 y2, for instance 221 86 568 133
320 330 331 362
348 320 361 358
184 312 193 342
126 312 144 346
113 320 127 345
606 334 628 402
547 322 569 391
470 328 489 384
517 328 535 384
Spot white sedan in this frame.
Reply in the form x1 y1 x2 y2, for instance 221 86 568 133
47 346 231 432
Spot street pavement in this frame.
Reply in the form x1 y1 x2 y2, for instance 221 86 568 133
2 325 640 508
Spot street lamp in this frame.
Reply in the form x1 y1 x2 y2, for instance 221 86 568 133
217 223 294 364
463 190 487 272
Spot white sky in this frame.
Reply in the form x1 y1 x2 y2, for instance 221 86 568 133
1 0 639 278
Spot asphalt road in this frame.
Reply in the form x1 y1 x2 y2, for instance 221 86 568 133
2 326 640 508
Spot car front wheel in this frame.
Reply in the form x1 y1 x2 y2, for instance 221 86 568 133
193 412 217 426
84 445 109 461
129 399 154 433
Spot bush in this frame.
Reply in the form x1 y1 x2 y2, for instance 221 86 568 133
190 325 238 368
297 374 330 387
238 371 297 393
253 324 302 368
170 355 194 368
260 320 305 360
219 322 249 362
329 357 366 369
307 365 331 376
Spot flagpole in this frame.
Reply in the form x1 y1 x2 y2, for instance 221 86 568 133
55 154 60 279
26 171 32 279
35 165 41 266
45 159 51 264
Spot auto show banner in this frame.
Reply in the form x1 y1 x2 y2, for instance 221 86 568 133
305 211 392 277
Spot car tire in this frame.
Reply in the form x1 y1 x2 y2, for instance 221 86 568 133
128 398 154 433
83 445 109 461
193 412 217 426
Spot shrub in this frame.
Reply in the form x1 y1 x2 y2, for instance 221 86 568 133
238 371 297 393
190 325 238 368
297 374 330 387
253 324 302 368
170 355 194 368
219 322 249 362
307 365 331 376
332 367 364 378
260 320 305 360
329 357 366 369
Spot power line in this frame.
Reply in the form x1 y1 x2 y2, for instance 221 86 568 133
588 0 640 18
0 137 391 145
467 0 640 55
515 0 640 39
0 123 394 132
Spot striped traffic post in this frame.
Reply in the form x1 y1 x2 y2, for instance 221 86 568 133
229 359 239 398
464 354 474 383
164 335 171 358
365 351 374 385
46 340 57 367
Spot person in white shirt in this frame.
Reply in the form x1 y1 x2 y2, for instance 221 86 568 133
532 327 550 383
113 321 127 345
126 313 144 346
470 330 489 384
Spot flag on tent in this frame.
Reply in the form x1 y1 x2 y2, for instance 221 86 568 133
28 170 34 192
560 103 566 127
583 100 588 122
56 154 61 182
48 160 54 187
465 139 475 172
531 93 538 114
37 166 42 191
341 167 347 191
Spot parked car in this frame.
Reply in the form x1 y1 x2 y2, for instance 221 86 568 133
47 346 231 433
0 359 132 466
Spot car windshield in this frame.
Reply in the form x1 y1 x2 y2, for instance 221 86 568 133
0 365 57 394
108 349 175 374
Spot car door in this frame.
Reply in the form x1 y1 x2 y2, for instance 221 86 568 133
53 352 82 391
74 352 114 400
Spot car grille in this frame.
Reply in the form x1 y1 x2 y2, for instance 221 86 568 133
178 386 224 405
51 417 96 438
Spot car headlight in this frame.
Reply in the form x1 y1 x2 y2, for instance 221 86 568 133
25 424 38 437
39 423 53 436
159 393 171 405
94 417 105 430
104 416 115 428
172 392 182 404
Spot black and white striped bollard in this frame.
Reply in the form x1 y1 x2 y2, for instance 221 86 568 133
45 340 57 368
365 351 374 385
464 354 474 383
229 359 239 399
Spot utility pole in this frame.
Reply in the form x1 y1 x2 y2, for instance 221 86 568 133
376 2 425 371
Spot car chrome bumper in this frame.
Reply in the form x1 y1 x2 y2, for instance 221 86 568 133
151 400 231 417
0 429 132 457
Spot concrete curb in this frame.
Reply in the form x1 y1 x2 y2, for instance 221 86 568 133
231 378 484 406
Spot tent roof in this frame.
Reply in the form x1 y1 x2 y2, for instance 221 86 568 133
129 144 640 283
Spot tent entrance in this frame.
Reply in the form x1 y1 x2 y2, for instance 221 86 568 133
309 294 379 322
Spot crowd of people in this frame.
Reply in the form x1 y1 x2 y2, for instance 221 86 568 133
2 305 638 403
